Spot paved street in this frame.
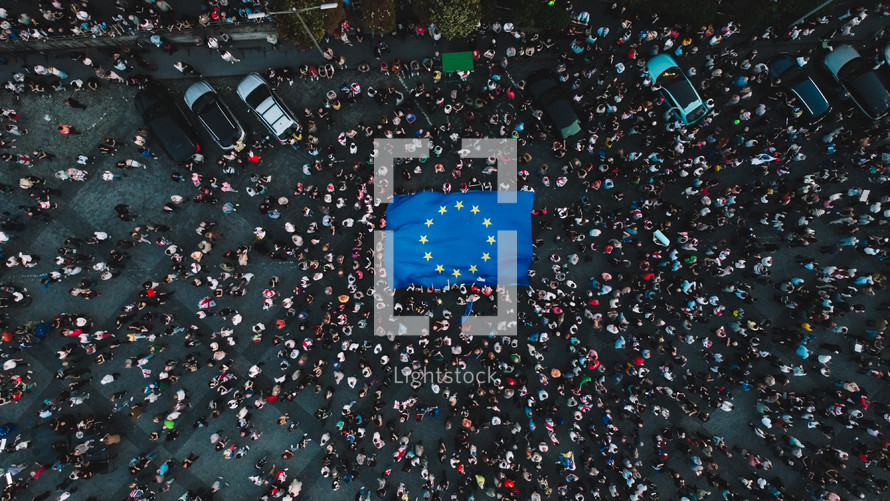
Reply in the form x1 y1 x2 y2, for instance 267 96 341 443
0 1 890 501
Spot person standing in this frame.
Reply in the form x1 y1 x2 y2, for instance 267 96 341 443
220 50 240 64
173 62 202 78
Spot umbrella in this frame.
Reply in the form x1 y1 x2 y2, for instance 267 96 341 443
550 368 561 378
34 323 50 336
163 420 175 429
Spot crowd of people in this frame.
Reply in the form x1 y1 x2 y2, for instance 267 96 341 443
1 1 890 501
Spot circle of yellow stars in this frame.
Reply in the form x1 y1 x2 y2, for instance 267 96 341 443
418 200 495 280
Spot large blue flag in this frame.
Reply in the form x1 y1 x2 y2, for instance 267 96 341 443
386 191 534 289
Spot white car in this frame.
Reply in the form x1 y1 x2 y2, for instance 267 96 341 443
236 73 300 143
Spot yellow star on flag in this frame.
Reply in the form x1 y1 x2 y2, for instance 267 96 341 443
481 253 491 262
423 252 432 261
425 219 434 227
482 218 492 227
469 265 478 273
419 235 428 244
454 201 464 210
452 269 461 278
471 205 480 215
438 206 447 215
487 235 496 244
435 264 444 273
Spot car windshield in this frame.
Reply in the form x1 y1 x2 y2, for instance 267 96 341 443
193 93 217 114
245 84 273 109
780 65 809 87
837 57 873 82
660 69 697 107
686 104 707 123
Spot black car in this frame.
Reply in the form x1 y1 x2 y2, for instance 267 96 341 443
768 54 831 122
135 84 200 163
184 81 245 150
526 70 582 139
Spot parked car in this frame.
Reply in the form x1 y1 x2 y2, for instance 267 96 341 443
823 44 890 120
526 70 582 139
236 73 300 144
184 81 245 150
768 54 831 121
646 54 709 125
134 84 199 163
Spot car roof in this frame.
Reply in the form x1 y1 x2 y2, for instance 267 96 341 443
847 71 890 119
824 45 860 76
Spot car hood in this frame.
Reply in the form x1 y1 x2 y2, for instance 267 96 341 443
237 73 265 101
184 81 214 109
824 45 860 76
647 54 678 81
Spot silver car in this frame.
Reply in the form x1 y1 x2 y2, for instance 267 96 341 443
236 73 300 144
184 81 245 150
824 44 890 120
